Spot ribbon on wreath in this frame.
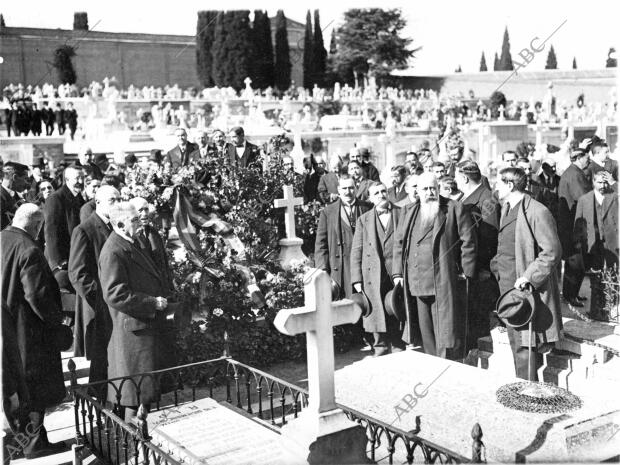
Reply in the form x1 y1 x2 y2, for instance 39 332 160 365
172 187 266 308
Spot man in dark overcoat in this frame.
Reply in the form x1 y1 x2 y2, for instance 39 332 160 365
317 157 341 204
166 128 199 168
351 182 404 355
69 186 120 388
348 160 372 201
387 165 408 204
226 126 261 169
558 149 592 307
315 175 372 299
491 167 563 380
532 158 561 225
1 161 29 230
41 101 55 136
1 204 68 458
393 173 477 359
99 202 170 420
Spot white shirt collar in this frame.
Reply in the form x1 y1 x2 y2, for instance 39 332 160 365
3 185 16 197
235 142 246 157
593 190 605 205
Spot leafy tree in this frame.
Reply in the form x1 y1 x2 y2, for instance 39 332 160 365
493 52 500 71
499 27 513 70
545 45 557 69
607 47 617 68
73 12 88 30
572 57 577 69
312 10 327 88
330 8 417 85
274 10 291 91
479 52 487 72
196 10 218 88
251 11 274 89
53 45 77 84
302 10 314 89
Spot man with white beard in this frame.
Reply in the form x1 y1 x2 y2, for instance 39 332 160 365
393 173 477 358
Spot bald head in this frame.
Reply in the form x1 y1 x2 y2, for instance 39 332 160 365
95 185 120 219
12 203 44 238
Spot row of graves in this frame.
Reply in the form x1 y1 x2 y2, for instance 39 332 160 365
60 136 620 464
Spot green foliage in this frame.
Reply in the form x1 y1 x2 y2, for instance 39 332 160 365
274 10 292 91
230 11 253 91
324 28 338 88
545 45 557 70
493 52 500 71
303 10 314 89
331 8 417 85
211 13 230 87
312 10 327 88
251 11 274 89
606 47 617 68
53 45 77 85
0 14 6 28
480 52 487 72
572 57 577 69
489 90 507 117
73 12 88 30
196 10 218 88
499 27 513 71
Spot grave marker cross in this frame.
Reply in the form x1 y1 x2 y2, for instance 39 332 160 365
274 269 361 414
274 185 303 240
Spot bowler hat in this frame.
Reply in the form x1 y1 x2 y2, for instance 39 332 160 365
384 282 406 322
49 323 73 352
331 281 343 301
351 290 371 317
496 286 552 333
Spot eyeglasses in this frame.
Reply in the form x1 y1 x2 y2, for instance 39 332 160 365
40 186 53 191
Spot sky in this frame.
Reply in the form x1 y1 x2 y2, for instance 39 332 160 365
1 0 618 74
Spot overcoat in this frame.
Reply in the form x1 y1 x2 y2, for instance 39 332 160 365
558 163 591 258
315 199 371 298
387 185 408 204
574 191 618 266
461 183 500 272
317 172 339 203
1 227 66 411
351 206 400 332
44 184 85 270
166 142 199 168
393 199 477 347
68 213 112 368
225 142 261 169
99 232 168 406
490 195 563 347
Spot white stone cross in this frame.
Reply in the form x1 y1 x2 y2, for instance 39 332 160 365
274 185 303 240
274 269 361 414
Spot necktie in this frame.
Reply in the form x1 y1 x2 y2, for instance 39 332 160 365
501 202 510 227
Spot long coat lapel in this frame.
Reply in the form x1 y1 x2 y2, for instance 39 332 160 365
114 234 162 285
401 203 419 258
432 204 447 246
601 194 616 220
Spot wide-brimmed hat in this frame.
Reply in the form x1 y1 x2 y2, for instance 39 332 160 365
351 290 371 317
496 286 552 332
384 282 406 322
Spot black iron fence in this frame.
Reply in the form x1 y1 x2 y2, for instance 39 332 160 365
69 357 480 464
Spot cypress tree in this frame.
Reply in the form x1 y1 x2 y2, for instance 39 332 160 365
572 57 577 69
303 10 314 89
499 27 513 70
545 45 557 70
53 45 77 84
324 28 338 88
480 52 488 71
73 12 88 30
0 14 6 28
251 11 274 89
230 10 253 91
493 52 500 71
274 10 291 91
312 10 327 88
455 65 462 73
606 47 617 67
196 10 218 88
211 12 230 87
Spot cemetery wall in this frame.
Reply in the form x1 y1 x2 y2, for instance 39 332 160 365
0 24 305 90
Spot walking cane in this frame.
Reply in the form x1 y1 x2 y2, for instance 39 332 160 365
463 277 470 362
527 319 533 382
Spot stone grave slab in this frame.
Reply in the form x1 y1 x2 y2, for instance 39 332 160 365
334 350 620 462
147 397 306 465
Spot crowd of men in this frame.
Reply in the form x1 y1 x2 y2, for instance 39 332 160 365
1 123 618 458
2 101 79 139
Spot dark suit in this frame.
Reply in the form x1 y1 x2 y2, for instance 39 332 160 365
1 227 66 412
532 172 561 225
75 161 103 180
315 199 372 299
558 163 592 300
68 213 112 385
574 191 618 270
79 199 96 224
29 108 42 136
351 206 404 352
353 178 372 201
99 232 168 406
1 186 22 230
42 107 55 135
387 184 408 204
54 108 65 135
226 141 261 169
44 185 85 271
461 184 501 350
361 162 380 182
318 172 339 203
134 225 174 293
166 142 199 168
65 109 78 139
302 171 321 203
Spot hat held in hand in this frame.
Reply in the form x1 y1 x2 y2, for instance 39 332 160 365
350 290 371 317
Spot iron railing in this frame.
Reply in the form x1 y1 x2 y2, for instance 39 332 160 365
69 357 482 464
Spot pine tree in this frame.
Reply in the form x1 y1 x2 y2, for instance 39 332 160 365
53 45 77 84
73 12 88 30
274 10 291 91
302 10 314 89
606 47 617 68
251 11 274 89
196 10 218 88
493 52 500 71
545 45 557 69
312 10 327 88
479 52 488 71
572 57 577 69
499 27 513 70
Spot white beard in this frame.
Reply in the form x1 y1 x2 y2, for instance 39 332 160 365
419 200 439 228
